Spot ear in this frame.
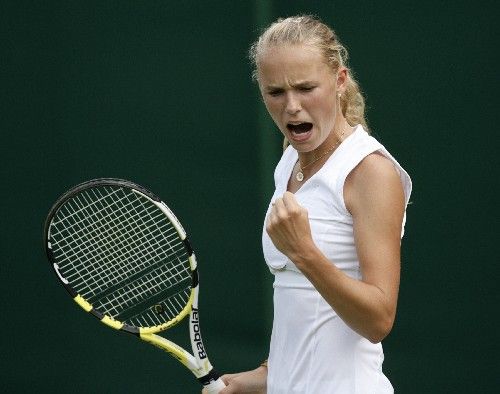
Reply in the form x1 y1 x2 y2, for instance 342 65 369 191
336 67 348 94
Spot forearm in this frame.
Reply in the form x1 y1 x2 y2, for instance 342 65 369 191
292 245 398 343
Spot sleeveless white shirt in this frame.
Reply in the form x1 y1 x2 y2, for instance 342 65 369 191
262 125 412 394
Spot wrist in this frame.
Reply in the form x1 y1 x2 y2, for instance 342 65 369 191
290 243 320 270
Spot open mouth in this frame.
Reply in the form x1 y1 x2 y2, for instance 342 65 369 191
287 122 313 134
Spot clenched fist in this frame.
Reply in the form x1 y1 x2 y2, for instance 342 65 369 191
266 192 315 263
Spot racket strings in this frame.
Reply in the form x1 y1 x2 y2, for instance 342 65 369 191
49 185 192 326
54 189 168 293
53 189 142 286
95 254 190 319
55 189 171 286
125 288 192 327
55 187 191 320
71 189 185 295
53 187 186 290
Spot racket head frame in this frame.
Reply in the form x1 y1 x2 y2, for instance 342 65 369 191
43 178 196 334
43 178 224 390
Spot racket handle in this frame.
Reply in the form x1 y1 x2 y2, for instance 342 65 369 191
204 377 226 393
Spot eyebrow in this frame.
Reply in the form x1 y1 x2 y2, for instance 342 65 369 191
290 80 316 86
291 80 317 87
265 80 317 91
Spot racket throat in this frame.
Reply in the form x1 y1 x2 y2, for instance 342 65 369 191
139 333 200 371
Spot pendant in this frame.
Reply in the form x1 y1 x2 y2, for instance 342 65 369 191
296 171 304 182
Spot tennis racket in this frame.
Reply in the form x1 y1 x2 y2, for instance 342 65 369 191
43 178 225 393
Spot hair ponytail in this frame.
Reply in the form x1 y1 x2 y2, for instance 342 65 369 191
341 74 368 131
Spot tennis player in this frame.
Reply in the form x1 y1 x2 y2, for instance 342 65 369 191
208 15 412 393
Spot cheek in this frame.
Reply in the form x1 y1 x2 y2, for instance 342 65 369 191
310 93 336 122
263 99 282 121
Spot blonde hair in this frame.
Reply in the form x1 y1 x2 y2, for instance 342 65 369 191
249 15 369 137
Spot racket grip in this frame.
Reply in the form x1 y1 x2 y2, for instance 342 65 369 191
204 377 226 393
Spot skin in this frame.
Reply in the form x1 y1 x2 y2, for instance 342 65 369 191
204 43 405 393
202 367 267 394
258 44 351 171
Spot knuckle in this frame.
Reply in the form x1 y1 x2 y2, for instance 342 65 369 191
277 211 289 221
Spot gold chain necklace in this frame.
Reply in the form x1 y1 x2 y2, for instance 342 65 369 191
296 129 346 182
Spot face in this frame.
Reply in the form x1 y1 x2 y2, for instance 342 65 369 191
257 44 343 153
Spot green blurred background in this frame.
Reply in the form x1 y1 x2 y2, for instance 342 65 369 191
1 0 497 392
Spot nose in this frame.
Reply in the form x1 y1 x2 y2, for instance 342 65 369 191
285 92 301 114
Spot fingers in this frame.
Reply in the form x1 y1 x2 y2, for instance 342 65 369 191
282 191 302 215
218 369 267 394
204 364 268 393
269 192 302 224
282 191 297 206
220 373 240 384
201 374 237 394
272 191 296 207
219 373 244 393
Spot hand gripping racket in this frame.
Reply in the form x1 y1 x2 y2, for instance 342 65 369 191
43 178 225 393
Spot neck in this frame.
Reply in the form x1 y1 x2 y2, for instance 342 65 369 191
298 120 352 168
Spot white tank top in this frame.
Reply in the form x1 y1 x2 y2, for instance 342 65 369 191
262 125 412 393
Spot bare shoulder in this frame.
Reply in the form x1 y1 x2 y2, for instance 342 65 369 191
349 152 400 182
344 152 404 215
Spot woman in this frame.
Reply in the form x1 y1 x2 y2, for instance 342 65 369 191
211 15 412 393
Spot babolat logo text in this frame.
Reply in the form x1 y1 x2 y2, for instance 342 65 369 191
191 307 207 359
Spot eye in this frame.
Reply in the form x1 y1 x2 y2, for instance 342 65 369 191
298 86 315 92
268 89 284 97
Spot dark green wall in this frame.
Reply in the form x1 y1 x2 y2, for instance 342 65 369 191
1 1 497 393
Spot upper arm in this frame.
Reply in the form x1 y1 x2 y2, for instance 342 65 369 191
344 153 405 312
